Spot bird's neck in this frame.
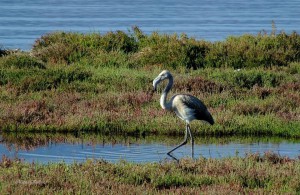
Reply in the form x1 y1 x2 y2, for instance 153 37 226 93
160 76 173 110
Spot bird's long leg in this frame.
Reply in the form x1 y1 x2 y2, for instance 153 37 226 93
187 124 194 158
167 124 188 155
167 153 179 162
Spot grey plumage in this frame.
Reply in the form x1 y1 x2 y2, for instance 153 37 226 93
153 70 214 156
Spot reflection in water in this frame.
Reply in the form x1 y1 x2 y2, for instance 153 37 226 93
0 132 299 164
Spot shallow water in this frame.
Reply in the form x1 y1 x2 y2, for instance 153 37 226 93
0 133 299 163
1 0 300 50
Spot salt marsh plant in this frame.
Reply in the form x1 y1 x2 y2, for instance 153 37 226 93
0 29 300 194
0 28 299 137
31 27 300 69
0 54 45 69
0 153 299 194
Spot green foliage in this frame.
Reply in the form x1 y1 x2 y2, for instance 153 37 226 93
32 31 137 64
288 62 300 74
232 70 284 88
184 40 211 69
0 63 299 136
205 32 300 68
0 28 300 194
131 32 211 69
0 66 92 92
0 153 299 194
79 50 133 68
0 29 299 136
0 54 45 69
100 30 138 53
30 27 300 69
197 67 288 89
130 32 187 69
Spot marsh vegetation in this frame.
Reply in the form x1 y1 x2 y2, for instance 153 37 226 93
0 27 299 137
1 153 300 194
0 27 300 193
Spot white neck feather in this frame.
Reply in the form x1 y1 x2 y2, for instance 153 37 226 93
160 75 173 110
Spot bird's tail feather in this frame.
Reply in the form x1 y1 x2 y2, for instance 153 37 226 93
206 110 214 125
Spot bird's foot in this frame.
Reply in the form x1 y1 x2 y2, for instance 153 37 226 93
167 152 179 162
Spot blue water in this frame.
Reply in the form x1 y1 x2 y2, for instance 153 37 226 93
1 0 300 50
1 136 299 163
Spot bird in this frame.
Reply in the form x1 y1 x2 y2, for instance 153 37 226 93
153 70 214 157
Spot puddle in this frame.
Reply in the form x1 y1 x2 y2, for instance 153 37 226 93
0 132 299 163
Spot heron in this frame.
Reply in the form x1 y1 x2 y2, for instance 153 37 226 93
153 70 214 157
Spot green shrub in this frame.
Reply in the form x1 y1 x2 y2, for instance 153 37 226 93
232 70 284 88
184 40 211 69
32 31 137 64
201 68 286 89
32 32 96 64
23 67 93 92
131 32 186 69
288 62 300 74
79 50 132 68
0 54 45 69
204 32 300 68
100 30 138 53
27 28 300 69
0 66 92 92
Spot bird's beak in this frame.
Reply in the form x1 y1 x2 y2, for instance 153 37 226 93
152 77 161 92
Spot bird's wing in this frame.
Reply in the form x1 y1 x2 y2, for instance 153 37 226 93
175 94 214 124
181 94 208 112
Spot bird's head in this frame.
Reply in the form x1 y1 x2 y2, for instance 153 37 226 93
153 70 172 91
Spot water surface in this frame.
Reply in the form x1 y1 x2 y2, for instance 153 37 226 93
1 133 299 163
1 0 300 50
